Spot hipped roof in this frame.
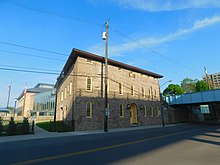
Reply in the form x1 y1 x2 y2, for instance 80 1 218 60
57 48 163 86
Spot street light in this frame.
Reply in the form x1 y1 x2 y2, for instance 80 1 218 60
159 80 172 127
14 98 17 118
103 20 109 132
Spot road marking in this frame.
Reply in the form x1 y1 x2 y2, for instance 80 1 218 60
9 128 206 165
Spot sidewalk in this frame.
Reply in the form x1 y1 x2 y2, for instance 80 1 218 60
0 124 179 143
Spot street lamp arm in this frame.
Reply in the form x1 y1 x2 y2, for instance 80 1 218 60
160 80 172 88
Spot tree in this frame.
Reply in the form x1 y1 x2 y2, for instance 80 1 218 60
163 84 184 96
7 117 17 135
181 78 197 93
195 80 209 92
21 117 30 134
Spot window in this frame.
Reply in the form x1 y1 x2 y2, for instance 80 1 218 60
86 102 92 118
143 105 147 117
156 106 161 117
64 87 67 99
61 91 64 102
119 82 123 95
119 104 124 117
131 85 134 96
69 81 72 96
142 87 145 98
154 89 157 98
87 76 92 91
150 86 153 99
150 105 154 117
39 112 45 116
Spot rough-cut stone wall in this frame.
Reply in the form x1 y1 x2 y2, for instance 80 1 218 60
57 56 163 131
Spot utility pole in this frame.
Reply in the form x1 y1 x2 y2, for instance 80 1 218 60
103 20 109 132
7 81 12 108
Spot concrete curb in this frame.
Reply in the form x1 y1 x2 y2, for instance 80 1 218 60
0 123 186 143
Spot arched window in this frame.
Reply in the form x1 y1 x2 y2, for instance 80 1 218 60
150 105 154 117
156 106 161 117
119 104 124 117
143 105 147 117
86 102 92 118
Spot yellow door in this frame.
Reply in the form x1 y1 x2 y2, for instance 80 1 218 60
130 104 138 124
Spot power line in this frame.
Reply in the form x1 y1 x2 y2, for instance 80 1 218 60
0 64 60 72
0 41 68 56
0 49 66 61
0 67 59 75
0 0 101 27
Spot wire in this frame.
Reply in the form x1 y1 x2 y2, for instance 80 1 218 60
0 64 60 72
0 41 68 56
0 49 66 61
0 0 101 27
0 67 59 75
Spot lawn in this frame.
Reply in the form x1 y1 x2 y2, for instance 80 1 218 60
36 121 73 132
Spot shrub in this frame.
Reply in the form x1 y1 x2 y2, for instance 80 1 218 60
7 117 17 135
21 117 30 134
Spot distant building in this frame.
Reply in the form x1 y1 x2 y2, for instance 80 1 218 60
17 83 55 118
56 48 163 131
203 72 220 89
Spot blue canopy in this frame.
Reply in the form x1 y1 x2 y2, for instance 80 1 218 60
0 108 10 113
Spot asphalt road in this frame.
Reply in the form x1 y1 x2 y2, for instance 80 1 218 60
0 124 220 165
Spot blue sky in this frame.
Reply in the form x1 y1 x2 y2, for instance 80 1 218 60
1 0 220 107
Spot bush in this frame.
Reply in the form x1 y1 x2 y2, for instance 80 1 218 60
7 117 17 135
0 117 3 134
21 117 30 134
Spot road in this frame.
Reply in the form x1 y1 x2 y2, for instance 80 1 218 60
0 124 220 165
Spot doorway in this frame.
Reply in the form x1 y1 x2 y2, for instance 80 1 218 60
130 103 138 124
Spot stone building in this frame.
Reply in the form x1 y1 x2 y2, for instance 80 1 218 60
56 48 163 131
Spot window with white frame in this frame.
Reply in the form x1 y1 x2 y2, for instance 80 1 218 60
61 91 64 102
131 85 134 96
156 106 161 117
119 104 124 117
119 82 123 95
69 81 72 96
64 87 67 99
86 102 92 118
142 87 145 98
143 105 147 117
87 76 92 91
150 105 154 117
154 89 157 98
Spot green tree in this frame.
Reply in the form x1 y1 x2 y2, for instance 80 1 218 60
7 117 17 135
163 84 184 96
21 117 30 134
181 78 197 93
195 80 209 92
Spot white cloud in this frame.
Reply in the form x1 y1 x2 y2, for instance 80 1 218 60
88 16 220 56
113 0 220 12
